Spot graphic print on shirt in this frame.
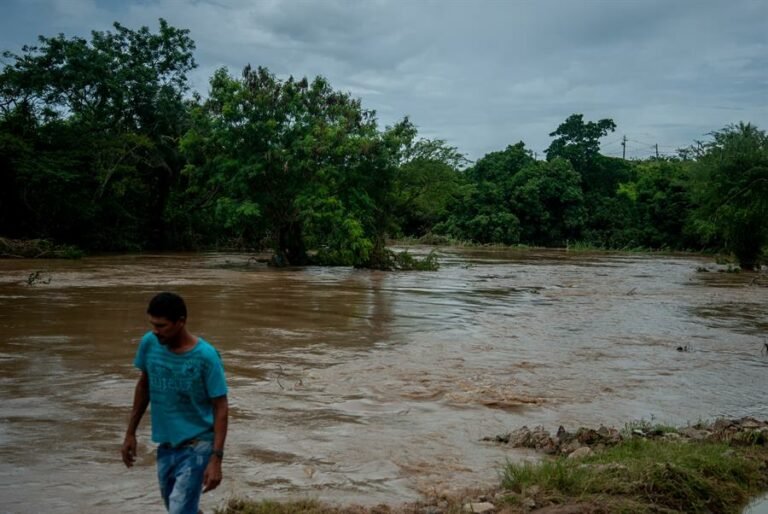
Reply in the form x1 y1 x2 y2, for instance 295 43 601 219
148 361 200 399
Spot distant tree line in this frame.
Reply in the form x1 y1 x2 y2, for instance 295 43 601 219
1 21 766 269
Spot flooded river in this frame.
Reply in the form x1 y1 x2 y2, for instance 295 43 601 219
0 248 765 513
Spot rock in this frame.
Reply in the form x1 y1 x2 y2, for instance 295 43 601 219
556 425 572 442
606 427 622 445
576 428 601 445
540 439 558 454
508 426 533 447
567 447 593 459
463 502 496 513
508 426 558 452
530 426 557 452
679 427 710 441
738 417 765 429
562 439 582 455
712 418 735 433
522 497 536 509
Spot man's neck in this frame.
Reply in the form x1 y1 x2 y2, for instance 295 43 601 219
166 330 197 353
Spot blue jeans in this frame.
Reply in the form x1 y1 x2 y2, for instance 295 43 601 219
157 439 212 514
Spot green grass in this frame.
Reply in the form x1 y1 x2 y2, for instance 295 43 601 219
215 499 343 514
501 438 768 513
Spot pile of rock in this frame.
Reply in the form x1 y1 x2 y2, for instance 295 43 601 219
484 424 622 457
484 417 768 458
683 417 768 445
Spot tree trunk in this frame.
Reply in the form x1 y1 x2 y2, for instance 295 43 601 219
270 221 309 267
365 232 391 270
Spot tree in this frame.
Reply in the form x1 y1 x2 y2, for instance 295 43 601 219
435 142 533 245
182 65 398 267
545 113 616 178
544 114 640 246
692 123 768 270
509 158 586 245
627 159 697 249
392 137 468 236
0 19 196 249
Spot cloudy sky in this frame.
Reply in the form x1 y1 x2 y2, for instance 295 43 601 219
1 0 766 160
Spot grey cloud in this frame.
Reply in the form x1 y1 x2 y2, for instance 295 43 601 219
1 0 766 160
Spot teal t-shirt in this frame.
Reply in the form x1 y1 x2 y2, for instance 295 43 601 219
134 332 228 446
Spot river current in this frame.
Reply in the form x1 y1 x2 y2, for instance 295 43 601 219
0 248 765 513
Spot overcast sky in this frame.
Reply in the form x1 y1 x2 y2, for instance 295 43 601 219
1 0 766 160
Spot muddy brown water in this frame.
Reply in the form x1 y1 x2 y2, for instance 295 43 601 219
0 248 765 513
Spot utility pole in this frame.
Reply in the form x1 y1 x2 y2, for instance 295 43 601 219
655 144 659 158
621 135 627 159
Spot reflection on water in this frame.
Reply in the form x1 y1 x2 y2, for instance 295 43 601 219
0 248 766 513
745 494 768 514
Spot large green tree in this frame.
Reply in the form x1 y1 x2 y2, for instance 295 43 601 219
692 123 768 270
0 19 195 249
509 158 586 245
545 113 616 182
435 142 534 244
392 137 468 236
182 65 402 267
545 114 636 246
626 159 697 249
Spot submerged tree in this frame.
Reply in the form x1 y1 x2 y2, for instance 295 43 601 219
182 65 402 267
692 123 768 270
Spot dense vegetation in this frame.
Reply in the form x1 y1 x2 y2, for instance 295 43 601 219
2 21 766 269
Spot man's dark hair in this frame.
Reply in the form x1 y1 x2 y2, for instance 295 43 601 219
147 292 187 322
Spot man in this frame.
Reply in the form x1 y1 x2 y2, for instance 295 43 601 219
122 292 228 514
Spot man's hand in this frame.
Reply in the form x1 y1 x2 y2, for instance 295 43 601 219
121 434 137 468
123 372 149 469
202 458 222 492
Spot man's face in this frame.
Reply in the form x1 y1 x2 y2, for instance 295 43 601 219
149 316 185 344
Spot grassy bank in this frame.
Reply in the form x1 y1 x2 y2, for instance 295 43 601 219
499 438 768 513
215 419 768 514
391 234 712 256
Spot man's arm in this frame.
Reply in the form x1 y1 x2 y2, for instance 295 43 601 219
203 395 228 492
121 371 149 468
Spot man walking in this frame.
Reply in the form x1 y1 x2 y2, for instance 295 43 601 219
122 292 228 514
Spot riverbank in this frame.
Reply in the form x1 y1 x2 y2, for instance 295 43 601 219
216 418 768 514
0 237 83 259
393 234 760 266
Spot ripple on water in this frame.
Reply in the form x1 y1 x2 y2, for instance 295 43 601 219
0 250 766 512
